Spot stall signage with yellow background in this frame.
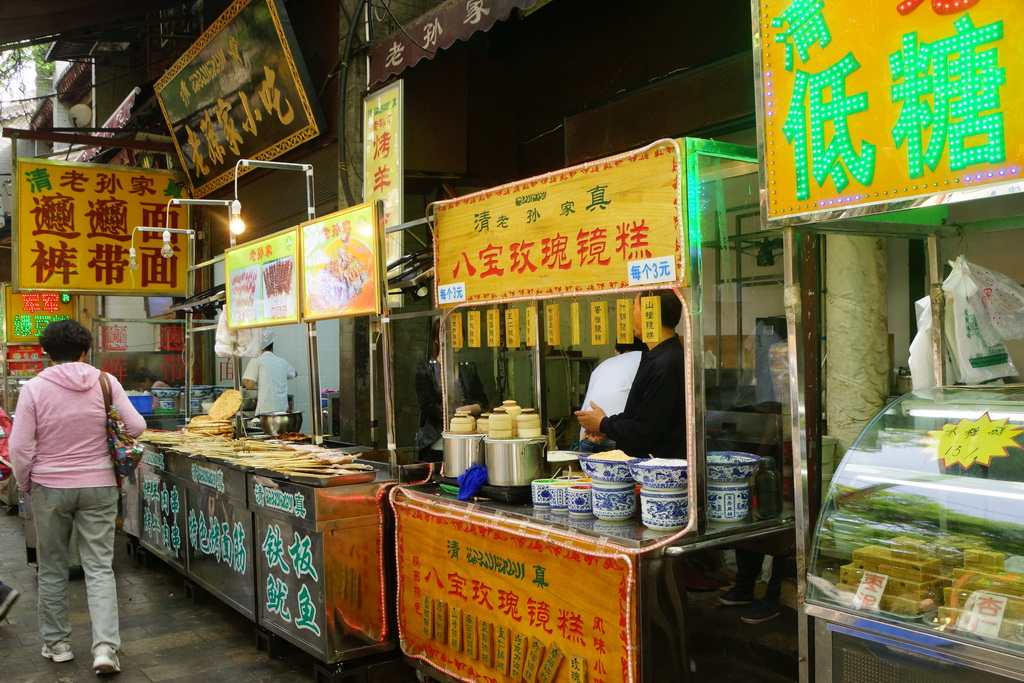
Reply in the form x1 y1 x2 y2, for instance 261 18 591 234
154 0 322 197
225 227 299 329
363 81 403 290
393 490 637 683
3 290 75 343
300 203 382 321
433 140 684 307
16 159 188 295
759 0 1024 221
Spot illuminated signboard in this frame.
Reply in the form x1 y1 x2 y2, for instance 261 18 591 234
224 227 300 329
15 159 188 295
299 203 382 321
758 0 1024 222
363 81 404 292
155 0 322 197
3 289 75 343
432 139 684 308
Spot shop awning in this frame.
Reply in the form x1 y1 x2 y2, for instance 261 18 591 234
0 1 186 47
368 0 542 85
75 86 141 162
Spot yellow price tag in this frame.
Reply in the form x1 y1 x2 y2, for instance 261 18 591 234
928 413 1024 470
640 295 661 343
570 302 581 346
505 308 521 348
546 304 561 346
525 306 536 347
616 299 632 344
467 310 481 348
591 301 608 345
486 309 501 347
450 312 464 349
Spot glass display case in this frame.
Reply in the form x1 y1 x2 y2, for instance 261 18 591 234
808 386 1024 677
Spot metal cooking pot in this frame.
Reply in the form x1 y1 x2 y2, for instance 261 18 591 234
258 411 303 436
241 389 258 412
483 437 548 486
442 432 486 478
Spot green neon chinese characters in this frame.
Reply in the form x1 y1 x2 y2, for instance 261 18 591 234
772 0 832 71
891 14 1005 177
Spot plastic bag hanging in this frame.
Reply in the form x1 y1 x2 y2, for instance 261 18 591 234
942 257 1018 384
960 257 1024 341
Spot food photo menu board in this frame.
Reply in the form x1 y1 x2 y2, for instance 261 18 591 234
225 227 300 329
300 202 382 321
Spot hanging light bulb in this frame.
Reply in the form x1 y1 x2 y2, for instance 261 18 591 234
128 247 139 271
229 199 245 235
160 230 174 258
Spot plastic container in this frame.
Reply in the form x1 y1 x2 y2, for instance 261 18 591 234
128 394 153 415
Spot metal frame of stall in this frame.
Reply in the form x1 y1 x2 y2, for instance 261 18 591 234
396 137 798 682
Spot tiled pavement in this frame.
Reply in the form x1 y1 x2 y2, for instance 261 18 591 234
0 508 326 681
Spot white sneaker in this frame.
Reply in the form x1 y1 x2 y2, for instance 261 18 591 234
93 643 120 674
41 640 74 662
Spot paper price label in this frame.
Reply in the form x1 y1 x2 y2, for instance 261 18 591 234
591 301 608 345
467 310 481 348
616 298 633 344
570 302 581 346
546 304 561 346
449 313 464 349
852 572 888 611
486 309 501 347
640 295 662 343
957 591 1009 637
525 306 537 347
505 309 521 348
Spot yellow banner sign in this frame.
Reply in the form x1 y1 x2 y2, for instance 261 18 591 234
393 489 637 682
616 299 632 344
467 310 481 348
640 295 662 343
570 302 581 346
16 159 187 294
546 304 561 346
363 81 404 278
591 301 608 346
450 312 464 349
3 289 75 343
506 308 521 348
525 306 537 348
759 0 1024 222
433 140 684 307
487 309 501 347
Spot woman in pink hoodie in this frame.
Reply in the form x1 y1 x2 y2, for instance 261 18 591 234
10 320 146 675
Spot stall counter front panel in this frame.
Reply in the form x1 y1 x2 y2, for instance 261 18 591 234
392 486 638 683
138 450 187 571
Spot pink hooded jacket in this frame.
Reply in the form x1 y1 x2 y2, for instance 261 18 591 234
10 363 147 490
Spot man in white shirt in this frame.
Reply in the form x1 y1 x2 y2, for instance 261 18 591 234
578 339 646 452
241 343 297 414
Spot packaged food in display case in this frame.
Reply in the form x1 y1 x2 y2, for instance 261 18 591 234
808 386 1024 649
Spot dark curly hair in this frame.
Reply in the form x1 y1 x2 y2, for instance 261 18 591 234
39 319 93 362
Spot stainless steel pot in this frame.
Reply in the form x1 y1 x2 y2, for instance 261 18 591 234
442 432 486 478
258 411 303 436
483 437 548 486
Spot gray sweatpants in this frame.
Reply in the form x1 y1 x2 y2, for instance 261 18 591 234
32 484 120 651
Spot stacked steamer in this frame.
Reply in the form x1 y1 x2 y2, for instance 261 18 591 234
185 389 242 438
441 411 485 479
481 400 547 488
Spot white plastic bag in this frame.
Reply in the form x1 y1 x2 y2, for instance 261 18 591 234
942 258 1018 384
214 309 275 358
961 259 1024 340
908 295 935 390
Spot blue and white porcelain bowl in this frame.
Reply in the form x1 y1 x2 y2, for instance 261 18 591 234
706 481 750 522
640 487 688 530
628 458 688 489
549 481 575 512
150 387 182 413
591 481 636 521
531 478 557 507
566 485 593 516
577 453 638 483
706 452 761 483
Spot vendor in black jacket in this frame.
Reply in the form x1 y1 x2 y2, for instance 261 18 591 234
575 290 685 459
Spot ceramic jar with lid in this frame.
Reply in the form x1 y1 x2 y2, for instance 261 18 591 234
517 408 542 438
449 411 476 434
476 413 491 435
488 411 513 439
